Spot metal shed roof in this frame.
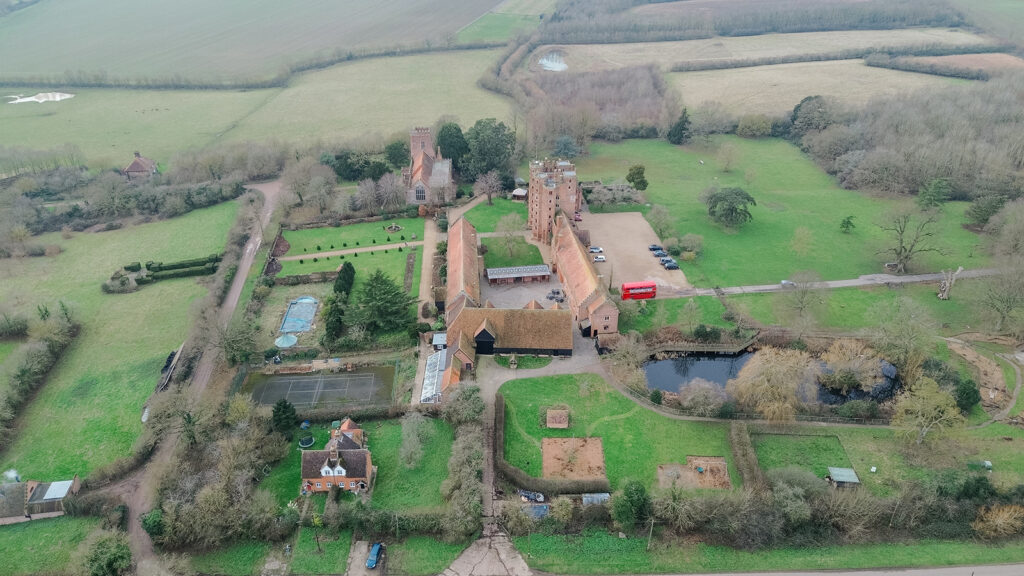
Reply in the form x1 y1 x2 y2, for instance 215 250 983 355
485 264 552 281
582 493 611 506
828 467 860 483
432 333 447 346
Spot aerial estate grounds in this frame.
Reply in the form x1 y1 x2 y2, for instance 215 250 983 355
569 137 985 289
0 202 238 478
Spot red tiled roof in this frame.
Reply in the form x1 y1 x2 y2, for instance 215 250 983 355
446 218 480 307
552 214 601 315
124 154 157 175
447 307 573 352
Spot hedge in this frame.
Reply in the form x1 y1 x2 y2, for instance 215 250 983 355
124 262 142 272
494 393 611 495
150 262 218 280
729 421 764 488
147 253 221 272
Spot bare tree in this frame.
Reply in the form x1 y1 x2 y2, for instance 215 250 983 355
869 297 934 387
726 347 819 423
877 211 943 274
495 213 526 258
819 339 880 394
376 172 404 210
357 179 377 213
982 264 1024 332
678 298 701 334
678 378 726 416
647 204 673 239
892 377 963 445
779 270 828 334
473 170 502 206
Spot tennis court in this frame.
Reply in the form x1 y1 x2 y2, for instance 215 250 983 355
244 367 394 408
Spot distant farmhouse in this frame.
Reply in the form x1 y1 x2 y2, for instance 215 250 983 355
402 127 454 205
123 151 158 181
300 418 373 494
0 474 80 525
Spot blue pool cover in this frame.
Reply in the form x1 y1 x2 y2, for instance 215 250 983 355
279 296 318 333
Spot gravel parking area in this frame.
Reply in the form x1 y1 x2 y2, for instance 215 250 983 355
583 212 690 295
479 277 565 309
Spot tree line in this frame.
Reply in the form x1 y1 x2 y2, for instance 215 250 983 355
864 53 993 80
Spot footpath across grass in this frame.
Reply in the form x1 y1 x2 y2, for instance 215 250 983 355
282 218 424 257
368 417 454 511
463 198 527 233
501 374 736 490
0 516 101 576
0 202 238 479
514 530 1024 574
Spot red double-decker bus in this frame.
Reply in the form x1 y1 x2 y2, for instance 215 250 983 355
621 281 657 300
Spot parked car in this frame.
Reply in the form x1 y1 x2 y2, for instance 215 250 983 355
589 246 603 253
593 255 606 262
648 244 663 251
780 280 796 288
519 489 545 503
574 212 583 222
550 289 564 297
660 256 675 264
664 262 680 270
652 250 668 258
367 543 384 569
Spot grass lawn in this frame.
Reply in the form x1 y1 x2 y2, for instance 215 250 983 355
0 202 238 479
751 433 851 478
282 219 424 257
618 296 731 334
0 339 21 369
368 417 454 510
189 540 272 576
291 528 352 575
514 530 1024 574
458 13 540 43
569 138 985 288
387 536 469 575
501 374 737 490
463 198 527 233
494 355 553 370
731 279 991 334
0 516 100 576
482 237 543 269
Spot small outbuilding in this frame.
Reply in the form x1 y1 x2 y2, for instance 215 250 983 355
123 152 158 181
431 333 447 351
511 188 528 201
582 492 611 506
485 264 552 285
546 409 569 429
826 467 860 488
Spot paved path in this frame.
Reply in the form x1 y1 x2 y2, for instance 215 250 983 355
443 533 532 576
277 240 423 261
669 268 1000 298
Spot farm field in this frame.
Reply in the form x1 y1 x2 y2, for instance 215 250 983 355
481 237 544 268
0 202 238 478
0 339 19 368
222 50 512 147
0 0 500 81
388 536 469 576
0 516 101 576
532 28 991 72
189 540 272 576
500 374 737 490
458 13 540 43
0 87 277 169
729 279 991 334
463 198 528 233
669 60 965 115
514 530 1024 574
569 138 985 288
282 219 424 257
368 417 454 511
1 50 512 167
950 0 1024 46
907 52 1024 70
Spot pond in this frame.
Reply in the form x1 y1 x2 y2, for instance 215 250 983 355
643 352 754 393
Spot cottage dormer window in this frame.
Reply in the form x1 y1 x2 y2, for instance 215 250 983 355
321 467 332 476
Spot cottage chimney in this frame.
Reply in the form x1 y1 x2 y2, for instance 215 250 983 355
328 444 338 464
134 151 141 158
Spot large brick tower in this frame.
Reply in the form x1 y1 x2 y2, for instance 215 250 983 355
527 160 580 242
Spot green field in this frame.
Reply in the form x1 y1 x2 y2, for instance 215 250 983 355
617 296 731 334
482 237 544 269
752 433 851 478
0 0 500 81
0 516 101 576
283 219 425 257
951 0 1024 45
1 50 512 166
291 528 352 575
368 418 454 511
501 374 736 490
462 198 528 233
730 279 990 333
570 138 986 288
0 339 20 369
190 540 272 576
458 13 540 43
388 536 469 575
514 530 1024 574
222 50 512 147
0 202 238 478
